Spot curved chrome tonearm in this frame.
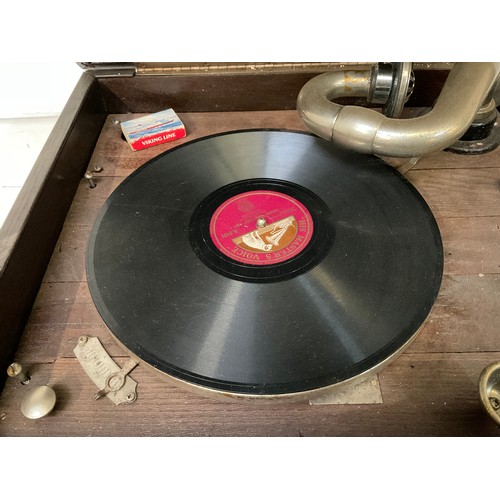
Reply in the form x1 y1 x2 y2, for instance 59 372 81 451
297 62 500 158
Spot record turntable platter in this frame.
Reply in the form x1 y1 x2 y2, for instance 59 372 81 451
86 130 443 398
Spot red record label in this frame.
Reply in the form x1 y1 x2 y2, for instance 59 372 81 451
209 190 314 265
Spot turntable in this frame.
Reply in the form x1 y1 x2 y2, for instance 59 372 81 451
1 62 499 436
86 129 442 399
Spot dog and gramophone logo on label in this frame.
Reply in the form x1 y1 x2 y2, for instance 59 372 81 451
210 190 314 265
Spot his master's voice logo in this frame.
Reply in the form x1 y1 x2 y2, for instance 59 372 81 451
232 216 298 253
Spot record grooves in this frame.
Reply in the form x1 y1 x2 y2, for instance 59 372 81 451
86 130 443 396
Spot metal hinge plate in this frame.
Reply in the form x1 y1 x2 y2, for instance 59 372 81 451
74 335 138 404
78 62 136 78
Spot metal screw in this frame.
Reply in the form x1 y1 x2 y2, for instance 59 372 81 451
84 171 96 188
79 335 88 345
93 165 103 173
490 397 500 410
112 118 120 125
126 393 136 402
7 362 30 385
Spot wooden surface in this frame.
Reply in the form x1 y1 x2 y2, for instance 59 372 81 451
1 110 499 436
0 72 106 390
96 68 449 113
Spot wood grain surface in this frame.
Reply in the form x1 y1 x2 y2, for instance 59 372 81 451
1 111 499 436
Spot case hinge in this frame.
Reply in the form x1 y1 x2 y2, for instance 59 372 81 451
78 62 136 78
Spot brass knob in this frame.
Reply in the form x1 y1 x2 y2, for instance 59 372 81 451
7 362 30 385
479 361 500 426
21 385 57 419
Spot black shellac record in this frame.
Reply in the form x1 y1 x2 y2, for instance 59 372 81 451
86 130 443 395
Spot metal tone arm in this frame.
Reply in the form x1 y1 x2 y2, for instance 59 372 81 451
297 62 500 158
